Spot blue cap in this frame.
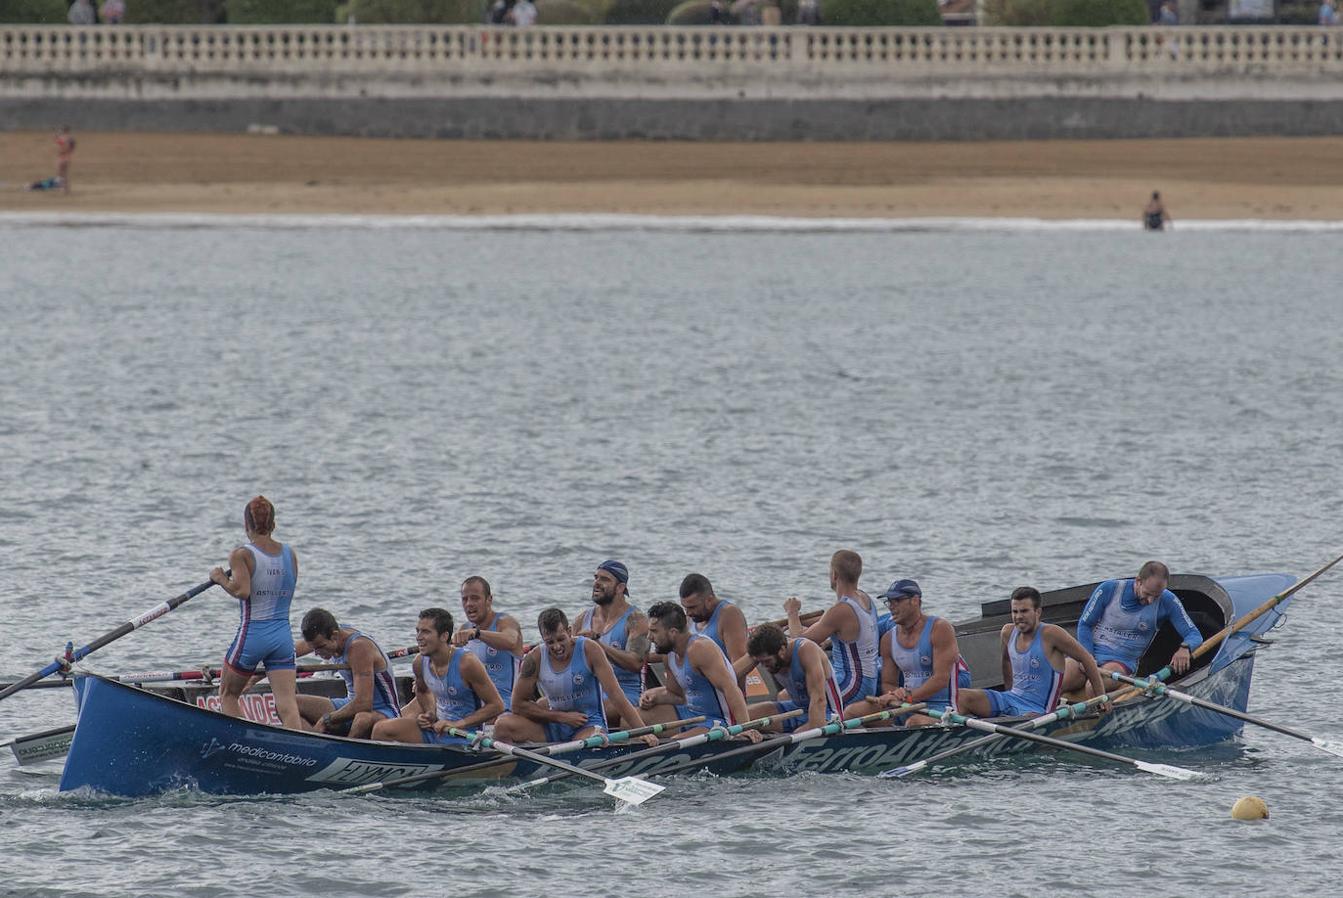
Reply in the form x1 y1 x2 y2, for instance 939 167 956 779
597 560 630 594
877 579 922 600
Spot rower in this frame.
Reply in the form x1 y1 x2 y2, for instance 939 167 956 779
852 578 972 727
640 602 761 742
454 575 524 709
679 573 749 669
1062 560 1204 695
738 623 841 733
370 608 504 744
784 549 880 717
571 560 650 727
294 608 402 738
492 609 656 745
958 587 1110 719
208 496 302 730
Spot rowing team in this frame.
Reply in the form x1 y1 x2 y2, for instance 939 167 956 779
208 496 1206 746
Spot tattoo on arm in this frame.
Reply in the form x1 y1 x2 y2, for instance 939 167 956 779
626 632 650 659
520 652 539 679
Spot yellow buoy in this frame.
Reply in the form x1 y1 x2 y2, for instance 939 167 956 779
1231 796 1269 820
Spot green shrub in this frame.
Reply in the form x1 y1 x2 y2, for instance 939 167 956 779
225 0 340 22
988 0 1051 24
823 0 941 24
348 0 486 21
604 0 682 23
1046 0 1146 23
536 0 600 21
124 0 221 22
0 0 67 23
335 1 351 19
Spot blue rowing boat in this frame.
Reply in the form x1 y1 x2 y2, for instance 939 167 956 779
57 572 1293 796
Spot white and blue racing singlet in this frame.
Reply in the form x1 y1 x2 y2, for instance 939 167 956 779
1006 626 1063 714
692 599 734 655
830 595 880 702
539 636 606 723
581 606 644 704
772 638 842 720
887 616 971 712
1078 579 1204 671
242 543 295 622
336 629 401 718
419 649 482 723
464 611 520 707
667 634 736 727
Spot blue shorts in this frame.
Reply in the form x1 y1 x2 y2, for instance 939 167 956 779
835 673 878 708
225 619 295 675
332 695 399 722
986 690 1048 719
544 714 606 743
420 729 469 745
1094 657 1136 675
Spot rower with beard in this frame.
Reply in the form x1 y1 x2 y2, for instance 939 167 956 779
784 549 880 717
679 573 749 672
492 608 657 745
640 601 760 742
371 607 504 744
294 608 401 738
737 623 841 733
572 560 649 727
453 575 524 708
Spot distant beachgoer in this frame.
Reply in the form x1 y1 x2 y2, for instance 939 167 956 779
100 0 126 24
958 587 1110 719
55 126 75 194
370 608 504 744
785 549 879 717
68 0 96 24
1158 0 1178 23
295 608 402 737
1321 0 1339 24
1143 191 1170 230
797 0 821 23
486 0 509 24
208 496 303 730
709 0 728 22
26 177 64 191
508 0 537 25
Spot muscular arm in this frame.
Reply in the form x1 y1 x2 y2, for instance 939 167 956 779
906 619 960 705
454 652 506 730
210 546 253 599
878 631 901 694
1159 592 1205 651
412 655 435 718
796 603 855 645
1000 625 1013 690
718 606 749 665
588 640 647 728
330 640 377 723
1046 625 1107 699
511 649 567 723
473 614 524 656
603 611 650 674
691 639 751 726
799 641 833 730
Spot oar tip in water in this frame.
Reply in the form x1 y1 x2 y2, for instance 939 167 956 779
878 762 925 779
1134 761 1209 782
1311 737 1343 759
602 776 665 806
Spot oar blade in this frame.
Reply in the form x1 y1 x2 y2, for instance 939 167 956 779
878 761 926 779
1134 760 1206 782
1310 737 1343 759
603 776 665 806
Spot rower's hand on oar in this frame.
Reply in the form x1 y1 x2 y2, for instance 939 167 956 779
1170 646 1192 675
735 728 763 744
557 710 589 728
639 687 668 710
417 712 436 729
637 734 660 748
880 688 911 708
209 567 229 587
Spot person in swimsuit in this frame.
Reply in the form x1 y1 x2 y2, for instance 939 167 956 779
1143 191 1170 230
572 560 650 728
295 608 402 738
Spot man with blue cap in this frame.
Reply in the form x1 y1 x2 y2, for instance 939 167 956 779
572 560 650 728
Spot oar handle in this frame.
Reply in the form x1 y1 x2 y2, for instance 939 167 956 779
752 609 824 633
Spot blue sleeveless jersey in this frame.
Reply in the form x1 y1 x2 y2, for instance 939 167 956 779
224 543 296 674
692 600 735 655
334 629 401 720
886 615 971 713
539 636 607 727
667 634 735 728
464 611 520 708
989 626 1063 717
830 595 880 705
581 606 644 704
1077 579 1204 672
772 638 842 720
419 650 482 723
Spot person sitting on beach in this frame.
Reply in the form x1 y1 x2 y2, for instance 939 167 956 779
453 575 524 709
958 587 1110 719
572 560 650 728
208 496 303 730
371 608 504 744
784 549 880 717
1061 560 1204 695
1143 191 1170 230
295 608 402 738
848 579 972 727
640 602 760 740
493 608 656 745
737 623 841 733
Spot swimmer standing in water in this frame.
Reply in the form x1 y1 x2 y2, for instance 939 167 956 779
1143 191 1171 231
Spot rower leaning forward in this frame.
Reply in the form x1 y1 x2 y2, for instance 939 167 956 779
294 608 402 738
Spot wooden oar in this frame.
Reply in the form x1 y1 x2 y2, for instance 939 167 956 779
338 716 708 795
646 705 930 778
508 708 806 792
1109 670 1343 759
440 726 665 806
881 554 1343 778
0 575 223 703
920 707 1204 780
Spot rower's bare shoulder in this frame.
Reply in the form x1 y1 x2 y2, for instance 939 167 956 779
519 648 541 679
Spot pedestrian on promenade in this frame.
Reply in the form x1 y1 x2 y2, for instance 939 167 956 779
68 0 96 24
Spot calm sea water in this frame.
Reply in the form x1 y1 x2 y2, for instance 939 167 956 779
2 220 1343 897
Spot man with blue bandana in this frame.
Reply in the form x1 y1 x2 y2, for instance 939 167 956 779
958 587 1110 720
1062 560 1204 695
572 560 650 728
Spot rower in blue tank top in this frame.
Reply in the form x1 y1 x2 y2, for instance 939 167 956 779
455 575 524 709
958 586 1112 720
491 608 657 747
578 605 646 705
784 550 878 713
209 495 303 729
741 624 842 734
573 561 650 722
642 602 757 739
371 608 506 745
673 573 752 724
1065 561 1204 696
295 607 404 738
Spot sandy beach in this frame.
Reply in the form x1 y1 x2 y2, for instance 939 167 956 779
3 131 1343 219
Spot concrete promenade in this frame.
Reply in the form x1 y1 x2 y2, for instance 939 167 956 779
6 25 1343 139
